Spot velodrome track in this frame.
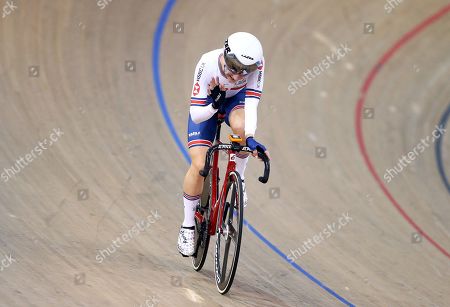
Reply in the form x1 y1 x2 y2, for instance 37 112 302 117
0 0 449 306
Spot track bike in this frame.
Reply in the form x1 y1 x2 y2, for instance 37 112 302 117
191 114 270 294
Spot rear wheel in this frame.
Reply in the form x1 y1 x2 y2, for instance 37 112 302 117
214 171 244 294
192 171 212 271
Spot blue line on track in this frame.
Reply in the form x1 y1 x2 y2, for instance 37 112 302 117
435 103 450 193
152 0 190 164
152 1 355 305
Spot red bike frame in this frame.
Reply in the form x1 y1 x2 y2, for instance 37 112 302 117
195 115 269 240
211 145 238 236
195 142 237 236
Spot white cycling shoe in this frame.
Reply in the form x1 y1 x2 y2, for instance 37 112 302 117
177 226 195 257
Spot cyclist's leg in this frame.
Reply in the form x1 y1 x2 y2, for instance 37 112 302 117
178 113 216 256
182 146 207 208
224 90 250 180
228 108 245 144
182 113 217 227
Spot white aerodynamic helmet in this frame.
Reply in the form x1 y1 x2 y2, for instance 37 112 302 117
223 32 263 75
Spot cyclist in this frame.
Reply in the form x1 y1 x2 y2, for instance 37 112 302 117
177 32 271 257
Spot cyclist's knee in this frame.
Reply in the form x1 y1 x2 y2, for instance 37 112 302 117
229 109 245 139
191 157 205 172
189 147 208 172
232 121 244 135
230 119 244 137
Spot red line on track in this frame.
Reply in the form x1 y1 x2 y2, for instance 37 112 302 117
355 4 450 259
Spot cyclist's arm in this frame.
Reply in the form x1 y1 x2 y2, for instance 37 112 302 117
245 99 258 138
190 103 217 124
244 58 264 138
189 58 217 124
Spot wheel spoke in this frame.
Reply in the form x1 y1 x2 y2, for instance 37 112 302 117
222 202 229 224
228 224 237 243
221 239 231 281
228 183 237 223
230 183 236 207
227 202 234 222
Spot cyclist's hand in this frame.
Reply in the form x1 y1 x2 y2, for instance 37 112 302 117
246 137 271 160
207 77 226 109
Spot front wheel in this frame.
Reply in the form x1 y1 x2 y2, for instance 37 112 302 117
214 171 244 294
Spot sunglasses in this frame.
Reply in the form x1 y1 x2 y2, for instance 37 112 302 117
224 63 248 76
224 53 259 76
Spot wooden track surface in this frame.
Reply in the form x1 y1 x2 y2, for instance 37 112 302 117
0 0 449 306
